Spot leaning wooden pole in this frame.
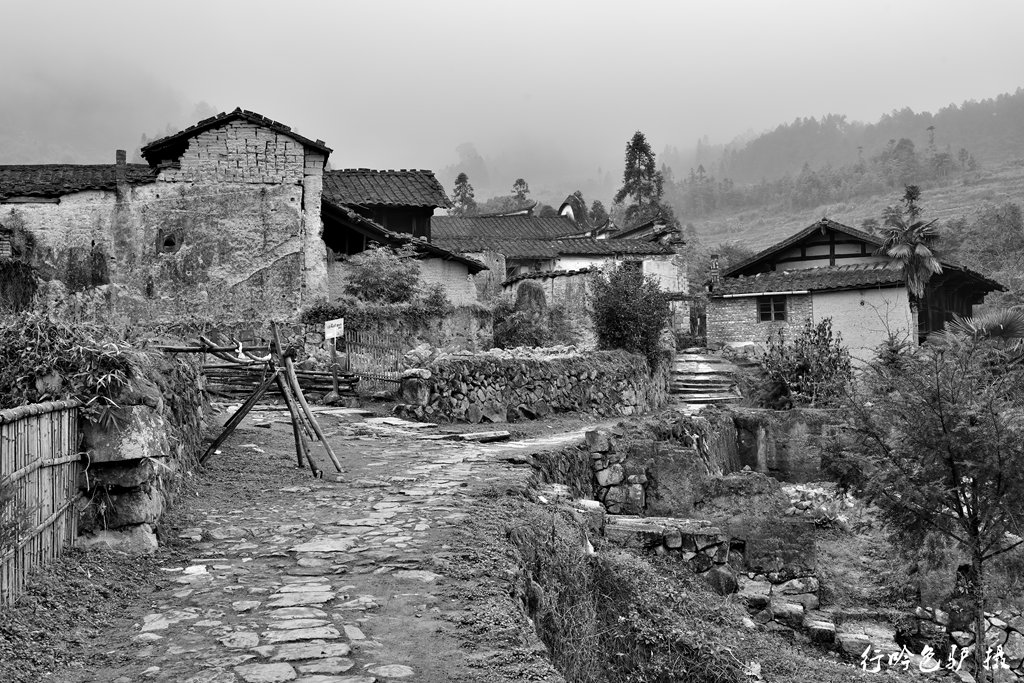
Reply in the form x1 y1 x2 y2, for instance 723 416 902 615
275 370 322 477
271 323 343 473
199 370 278 465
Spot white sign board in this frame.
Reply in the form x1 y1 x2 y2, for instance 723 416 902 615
324 318 345 340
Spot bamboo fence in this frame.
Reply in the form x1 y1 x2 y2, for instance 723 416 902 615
0 400 81 605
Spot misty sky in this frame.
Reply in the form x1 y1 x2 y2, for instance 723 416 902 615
2 0 1023 201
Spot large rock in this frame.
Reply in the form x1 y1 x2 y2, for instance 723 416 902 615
84 457 172 490
400 377 431 406
704 566 738 595
81 405 171 463
79 486 165 530
77 523 158 555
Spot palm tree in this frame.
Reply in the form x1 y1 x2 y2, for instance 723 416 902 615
876 185 943 304
947 308 1024 351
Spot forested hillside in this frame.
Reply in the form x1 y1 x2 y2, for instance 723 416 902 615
662 87 1024 309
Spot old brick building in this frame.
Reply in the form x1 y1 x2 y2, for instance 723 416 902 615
0 108 484 321
706 219 1003 360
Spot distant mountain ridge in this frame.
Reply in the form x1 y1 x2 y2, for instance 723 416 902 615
664 87 1024 185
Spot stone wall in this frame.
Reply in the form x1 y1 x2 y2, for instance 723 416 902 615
397 348 669 423
77 352 206 553
732 407 839 482
707 293 813 347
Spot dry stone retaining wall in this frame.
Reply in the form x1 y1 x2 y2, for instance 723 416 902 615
397 348 669 423
77 352 206 553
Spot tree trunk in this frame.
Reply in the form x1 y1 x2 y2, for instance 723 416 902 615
972 548 987 683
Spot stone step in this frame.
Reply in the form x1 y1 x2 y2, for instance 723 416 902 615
673 394 741 404
673 381 734 390
670 374 736 383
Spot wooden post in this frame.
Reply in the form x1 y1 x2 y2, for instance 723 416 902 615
330 337 340 396
272 323 343 473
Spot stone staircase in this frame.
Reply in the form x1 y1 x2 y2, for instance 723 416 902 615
670 351 741 405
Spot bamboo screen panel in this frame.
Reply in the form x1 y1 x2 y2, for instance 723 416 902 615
0 400 81 605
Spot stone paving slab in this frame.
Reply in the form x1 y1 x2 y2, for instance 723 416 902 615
97 418 599 682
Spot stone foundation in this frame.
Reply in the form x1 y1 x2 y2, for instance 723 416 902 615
76 352 206 553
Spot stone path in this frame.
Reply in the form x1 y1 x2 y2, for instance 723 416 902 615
96 416 600 683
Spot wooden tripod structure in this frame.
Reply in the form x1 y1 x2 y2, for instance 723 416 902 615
161 323 342 479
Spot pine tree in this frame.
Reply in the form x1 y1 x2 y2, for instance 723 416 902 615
451 172 477 217
511 178 530 202
614 131 671 226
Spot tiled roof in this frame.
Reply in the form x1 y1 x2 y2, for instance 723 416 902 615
321 200 486 274
503 267 598 287
0 164 158 200
433 236 675 259
712 263 904 296
140 108 332 164
323 169 449 208
432 215 582 240
722 217 1004 291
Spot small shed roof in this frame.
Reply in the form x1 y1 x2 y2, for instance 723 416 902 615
323 169 450 208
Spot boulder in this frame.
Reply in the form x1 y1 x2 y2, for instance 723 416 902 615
400 378 431 406
704 566 738 595
770 599 805 629
77 523 158 555
80 405 172 463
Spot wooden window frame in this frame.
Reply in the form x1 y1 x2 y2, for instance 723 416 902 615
757 295 787 322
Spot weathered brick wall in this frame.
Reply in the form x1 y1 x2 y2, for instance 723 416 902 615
6 122 329 324
707 294 813 346
417 258 478 305
158 122 306 184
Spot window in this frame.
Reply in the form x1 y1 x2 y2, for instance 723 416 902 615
757 295 786 322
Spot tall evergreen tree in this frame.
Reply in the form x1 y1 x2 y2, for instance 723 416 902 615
511 178 530 202
451 172 477 217
614 131 672 226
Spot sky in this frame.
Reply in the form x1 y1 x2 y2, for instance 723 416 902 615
2 0 1023 202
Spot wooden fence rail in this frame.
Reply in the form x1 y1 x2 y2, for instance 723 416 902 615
0 400 81 606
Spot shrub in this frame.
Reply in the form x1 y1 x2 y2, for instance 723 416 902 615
342 245 420 303
590 267 670 369
759 318 852 408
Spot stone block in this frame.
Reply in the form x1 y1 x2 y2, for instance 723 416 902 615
80 486 165 530
664 527 683 549
804 617 836 644
77 523 157 555
770 599 805 629
837 632 871 657
736 577 771 610
775 576 819 595
81 405 172 463
585 430 611 453
84 457 170 490
596 464 625 487
704 566 738 595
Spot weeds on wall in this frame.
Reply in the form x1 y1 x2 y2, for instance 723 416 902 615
0 259 37 313
492 280 580 348
0 312 134 422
